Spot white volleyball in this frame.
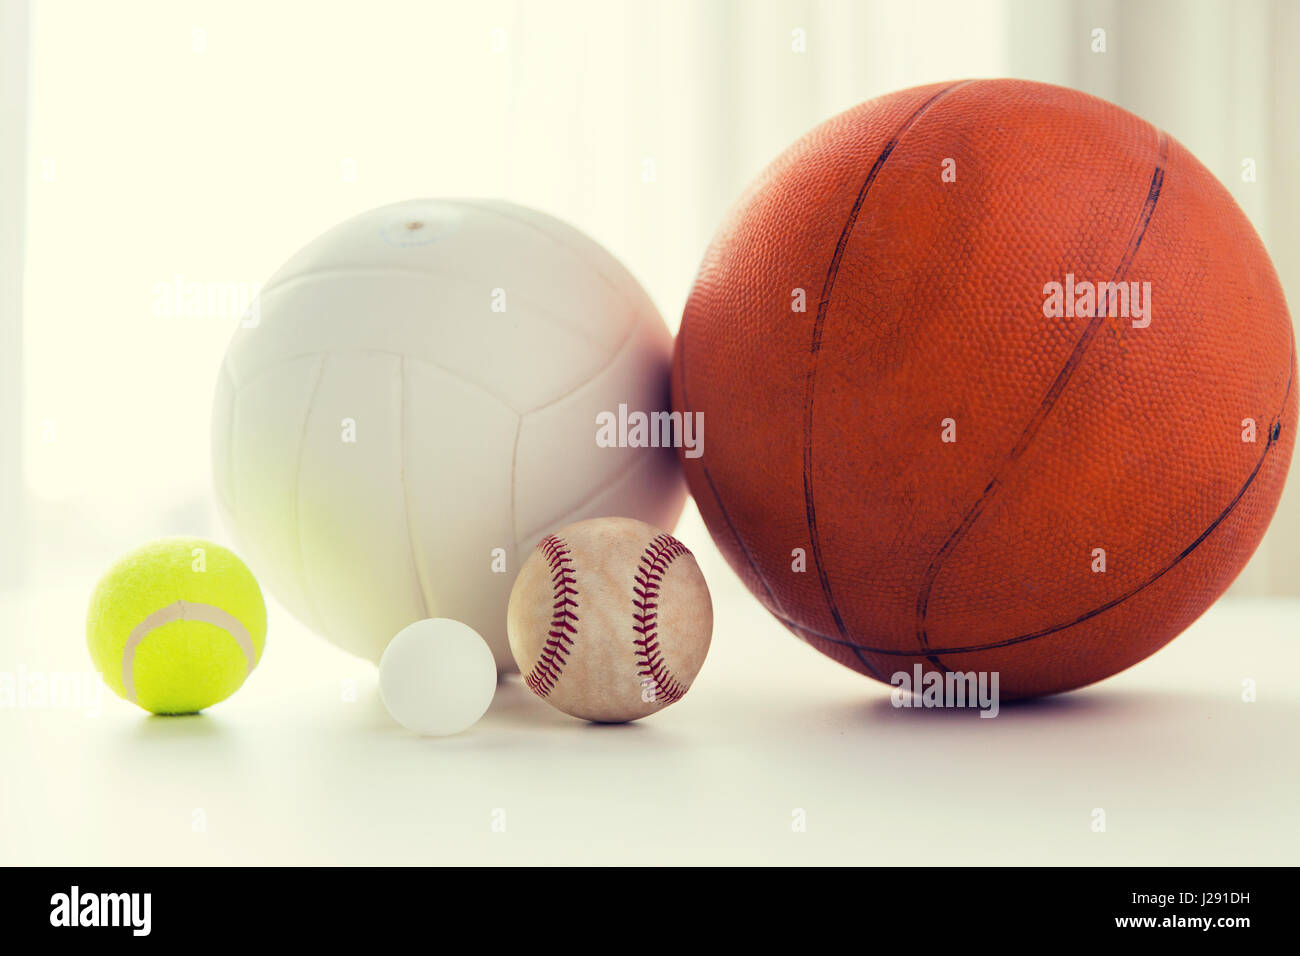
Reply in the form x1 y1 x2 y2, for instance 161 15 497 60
211 199 685 670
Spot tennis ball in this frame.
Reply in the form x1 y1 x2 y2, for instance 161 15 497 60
86 537 267 714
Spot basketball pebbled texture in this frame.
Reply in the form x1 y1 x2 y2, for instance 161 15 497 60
671 79 1297 699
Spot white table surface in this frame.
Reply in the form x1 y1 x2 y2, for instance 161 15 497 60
3 505 1297 866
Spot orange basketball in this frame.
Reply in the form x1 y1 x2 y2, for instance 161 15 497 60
671 79 1296 699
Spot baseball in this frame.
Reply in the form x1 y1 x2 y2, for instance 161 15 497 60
507 517 713 723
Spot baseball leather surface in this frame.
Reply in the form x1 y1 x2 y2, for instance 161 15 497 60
507 517 713 722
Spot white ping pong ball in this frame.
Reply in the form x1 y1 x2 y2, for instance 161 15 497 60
379 618 496 735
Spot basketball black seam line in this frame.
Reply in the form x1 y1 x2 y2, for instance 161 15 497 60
796 332 1295 659
675 293 783 614
802 80 973 679
912 131 1171 671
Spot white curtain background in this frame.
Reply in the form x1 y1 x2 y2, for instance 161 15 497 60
0 0 26 588
3 0 1297 593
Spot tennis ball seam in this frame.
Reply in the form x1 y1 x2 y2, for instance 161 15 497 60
122 600 256 704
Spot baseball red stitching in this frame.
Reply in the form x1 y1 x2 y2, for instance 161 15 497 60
632 533 690 705
526 534 579 698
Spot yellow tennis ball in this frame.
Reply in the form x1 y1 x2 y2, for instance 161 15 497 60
86 537 267 714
